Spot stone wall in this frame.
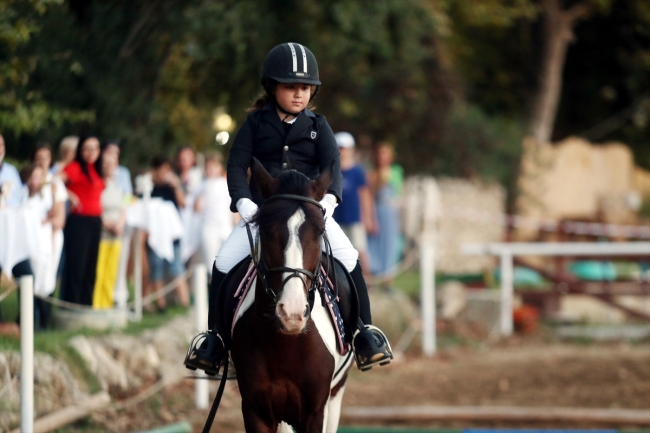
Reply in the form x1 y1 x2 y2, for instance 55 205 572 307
517 137 649 234
401 176 506 274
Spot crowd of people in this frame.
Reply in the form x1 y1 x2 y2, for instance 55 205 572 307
0 128 404 330
0 133 239 329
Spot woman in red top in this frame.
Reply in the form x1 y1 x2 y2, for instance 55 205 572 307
58 136 105 306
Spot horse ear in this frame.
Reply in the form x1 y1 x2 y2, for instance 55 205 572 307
310 161 334 201
251 157 278 198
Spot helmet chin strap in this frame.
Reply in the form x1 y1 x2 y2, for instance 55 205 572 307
274 100 301 122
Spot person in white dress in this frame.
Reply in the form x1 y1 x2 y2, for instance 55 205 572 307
194 153 238 277
32 143 67 294
19 163 59 329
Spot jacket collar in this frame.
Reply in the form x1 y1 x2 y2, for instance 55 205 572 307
262 102 315 140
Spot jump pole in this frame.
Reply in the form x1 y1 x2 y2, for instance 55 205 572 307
20 275 34 433
193 264 209 409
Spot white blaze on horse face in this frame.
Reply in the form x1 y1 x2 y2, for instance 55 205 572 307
276 209 309 333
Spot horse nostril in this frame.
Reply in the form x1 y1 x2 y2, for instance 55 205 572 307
303 305 310 318
277 303 287 318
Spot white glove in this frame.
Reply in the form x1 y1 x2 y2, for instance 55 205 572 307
319 193 338 219
236 198 259 223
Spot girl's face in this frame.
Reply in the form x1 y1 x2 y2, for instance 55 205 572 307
28 166 45 193
81 138 101 164
204 160 223 178
376 145 394 167
34 148 52 171
178 148 195 171
102 152 118 178
275 83 312 116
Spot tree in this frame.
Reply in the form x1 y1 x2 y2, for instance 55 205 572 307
528 0 610 144
0 0 93 137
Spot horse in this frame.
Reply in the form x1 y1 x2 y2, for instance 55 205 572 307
228 159 354 433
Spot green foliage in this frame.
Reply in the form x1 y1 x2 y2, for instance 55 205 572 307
0 0 94 136
436 102 524 206
1 0 648 180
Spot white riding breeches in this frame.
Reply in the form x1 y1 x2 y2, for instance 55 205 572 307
214 216 359 273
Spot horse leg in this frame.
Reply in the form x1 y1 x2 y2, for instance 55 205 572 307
324 376 348 433
241 401 277 433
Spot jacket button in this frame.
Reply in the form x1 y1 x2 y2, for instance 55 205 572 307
284 146 289 151
282 163 287 168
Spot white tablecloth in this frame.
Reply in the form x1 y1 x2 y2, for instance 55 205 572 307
0 207 45 278
126 198 184 261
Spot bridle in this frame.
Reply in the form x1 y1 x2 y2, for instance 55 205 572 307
245 194 335 313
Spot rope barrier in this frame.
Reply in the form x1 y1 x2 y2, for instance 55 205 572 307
20 268 195 313
0 285 17 303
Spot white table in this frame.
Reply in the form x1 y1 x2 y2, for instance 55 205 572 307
125 198 184 261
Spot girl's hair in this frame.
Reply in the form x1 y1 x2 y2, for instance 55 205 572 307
74 135 103 181
246 81 318 112
204 152 223 166
32 142 54 167
58 135 78 156
19 163 39 184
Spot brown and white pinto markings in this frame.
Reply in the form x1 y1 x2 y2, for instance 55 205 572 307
230 159 354 433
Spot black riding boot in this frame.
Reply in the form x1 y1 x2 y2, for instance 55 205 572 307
350 260 394 371
184 266 227 376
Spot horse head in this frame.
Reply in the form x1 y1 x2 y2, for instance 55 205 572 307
251 158 333 335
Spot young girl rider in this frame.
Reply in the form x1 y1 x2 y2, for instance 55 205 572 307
185 42 393 373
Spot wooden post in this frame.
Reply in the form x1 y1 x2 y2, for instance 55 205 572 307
420 243 436 355
500 251 514 336
133 228 143 321
193 264 209 409
20 275 34 433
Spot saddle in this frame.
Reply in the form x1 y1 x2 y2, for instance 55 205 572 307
212 254 359 355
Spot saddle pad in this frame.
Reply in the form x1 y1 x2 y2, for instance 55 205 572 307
229 265 350 356
319 268 350 355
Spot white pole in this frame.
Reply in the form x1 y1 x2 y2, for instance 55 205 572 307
500 251 514 336
193 264 209 409
420 243 436 355
20 275 34 433
133 229 143 321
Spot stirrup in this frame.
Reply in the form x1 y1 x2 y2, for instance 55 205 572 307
184 330 225 376
352 325 394 371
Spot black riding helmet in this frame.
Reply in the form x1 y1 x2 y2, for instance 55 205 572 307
261 42 321 102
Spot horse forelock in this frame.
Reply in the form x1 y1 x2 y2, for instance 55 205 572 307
254 170 324 245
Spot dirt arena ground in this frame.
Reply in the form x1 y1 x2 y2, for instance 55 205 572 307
87 333 650 433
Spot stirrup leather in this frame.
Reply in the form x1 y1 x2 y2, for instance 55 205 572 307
184 330 225 376
352 325 394 371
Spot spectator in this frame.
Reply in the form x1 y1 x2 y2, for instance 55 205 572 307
32 143 67 299
57 135 104 306
176 146 202 194
0 134 34 328
103 139 133 197
19 163 55 328
0 134 23 207
93 150 126 309
51 135 78 175
332 132 375 275
175 146 203 263
367 142 404 288
194 153 238 276
145 155 189 311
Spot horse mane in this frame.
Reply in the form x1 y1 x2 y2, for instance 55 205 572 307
253 169 324 233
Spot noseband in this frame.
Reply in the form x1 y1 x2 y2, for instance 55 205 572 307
245 194 329 312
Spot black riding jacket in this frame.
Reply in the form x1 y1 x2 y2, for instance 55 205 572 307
227 102 342 212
